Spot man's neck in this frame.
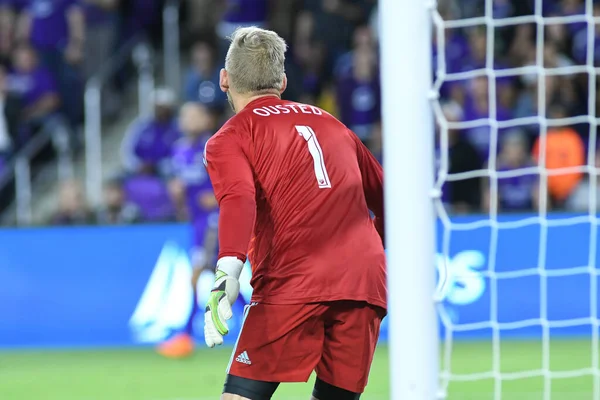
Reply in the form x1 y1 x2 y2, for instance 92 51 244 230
234 92 280 113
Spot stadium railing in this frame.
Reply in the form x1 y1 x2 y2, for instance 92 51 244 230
0 115 73 225
84 37 155 207
163 0 181 97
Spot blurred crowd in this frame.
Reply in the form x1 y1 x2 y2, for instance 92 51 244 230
437 0 600 214
47 0 600 226
51 0 382 225
0 0 166 210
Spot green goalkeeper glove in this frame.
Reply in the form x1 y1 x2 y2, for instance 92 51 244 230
204 257 243 348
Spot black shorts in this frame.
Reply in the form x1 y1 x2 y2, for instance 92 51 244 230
223 374 361 400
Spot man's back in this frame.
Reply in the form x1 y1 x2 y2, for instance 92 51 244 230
206 96 386 309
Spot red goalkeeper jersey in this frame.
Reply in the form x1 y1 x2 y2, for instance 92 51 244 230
204 96 386 310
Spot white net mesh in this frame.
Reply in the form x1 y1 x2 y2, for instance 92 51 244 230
432 0 600 398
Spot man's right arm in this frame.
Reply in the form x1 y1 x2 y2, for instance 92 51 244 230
204 129 256 265
352 131 384 244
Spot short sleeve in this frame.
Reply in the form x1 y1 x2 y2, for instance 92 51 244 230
205 129 255 203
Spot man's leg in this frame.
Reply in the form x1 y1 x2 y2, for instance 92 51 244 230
315 301 385 396
157 216 217 358
223 303 325 398
222 375 279 400
155 264 203 358
311 378 361 400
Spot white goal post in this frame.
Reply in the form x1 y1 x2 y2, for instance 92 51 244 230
380 0 439 399
382 0 600 399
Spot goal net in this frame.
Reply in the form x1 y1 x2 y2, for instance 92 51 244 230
432 0 600 398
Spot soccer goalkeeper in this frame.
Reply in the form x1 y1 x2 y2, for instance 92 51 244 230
203 27 386 400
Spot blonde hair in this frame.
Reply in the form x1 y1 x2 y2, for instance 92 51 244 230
225 26 287 94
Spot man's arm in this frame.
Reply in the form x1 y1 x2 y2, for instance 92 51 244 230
352 131 384 244
67 3 85 43
22 69 60 120
166 178 187 221
65 3 85 65
204 130 256 263
191 217 218 287
23 93 60 121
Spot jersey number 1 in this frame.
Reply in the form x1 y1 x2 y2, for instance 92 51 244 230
295 125 332 189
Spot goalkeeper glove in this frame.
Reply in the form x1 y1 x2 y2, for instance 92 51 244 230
204 257 243 348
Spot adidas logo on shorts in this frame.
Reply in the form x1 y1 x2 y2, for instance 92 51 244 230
235 351 252 365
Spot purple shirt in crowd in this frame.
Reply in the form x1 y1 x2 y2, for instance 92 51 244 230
573 29 600 66
493 0 514 19
544 0 586 34
126 117 181 173
8 66 57 107
222 0 267 24
432 32 470 75
433 32 470 99
0 0 26 10
462 95 513 161
26 0 78 50
497 162 538 211
336 72 381 140
123 174 175 222
130 0 159 28
79 1 114 26
171 135 218 247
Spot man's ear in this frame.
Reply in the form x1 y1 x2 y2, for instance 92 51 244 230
280 74 287 95
220 68 229 93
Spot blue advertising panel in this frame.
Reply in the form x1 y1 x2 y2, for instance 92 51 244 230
0 214 598 348
0 225 191 348
438 214 598 339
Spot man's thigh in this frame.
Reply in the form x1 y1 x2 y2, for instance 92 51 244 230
226 302 326 384
222 375 279 400
315 301 385 394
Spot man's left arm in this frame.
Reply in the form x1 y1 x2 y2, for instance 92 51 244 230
352 131 384 244
203 129 256 347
